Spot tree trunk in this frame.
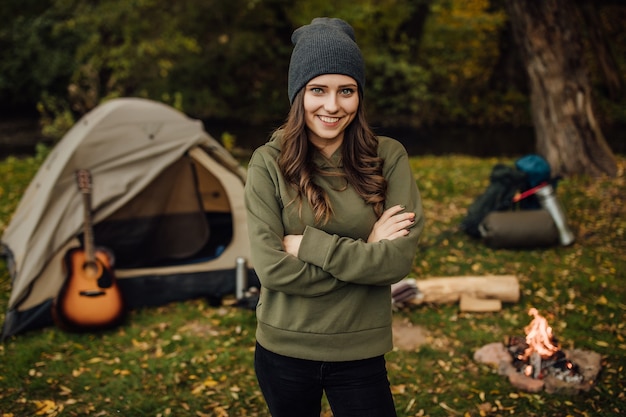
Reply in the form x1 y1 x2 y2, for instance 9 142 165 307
506 0 618 178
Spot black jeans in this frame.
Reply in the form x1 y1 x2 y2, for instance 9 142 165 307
255 342 397 417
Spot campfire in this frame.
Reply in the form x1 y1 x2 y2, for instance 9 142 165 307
507 308 583 383
474 308 602 394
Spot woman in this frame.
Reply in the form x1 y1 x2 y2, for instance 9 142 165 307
244 17 424 417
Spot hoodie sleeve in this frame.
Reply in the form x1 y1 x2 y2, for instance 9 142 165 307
297 138 424 285
245 147 347 297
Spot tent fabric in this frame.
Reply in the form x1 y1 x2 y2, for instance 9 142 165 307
1 98 256 339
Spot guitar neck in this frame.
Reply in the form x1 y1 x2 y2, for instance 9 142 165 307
76 169 97 266
82 192 96 265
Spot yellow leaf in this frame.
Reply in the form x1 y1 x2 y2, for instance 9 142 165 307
391 384 406 394
132 339 150 350
191 384 205 395
33 400 59 415
596 340 609 347
113 369 131 376
212 406 229 417
59 385 72 395
439 402 459 414
596 295 609 305
203 378 218 388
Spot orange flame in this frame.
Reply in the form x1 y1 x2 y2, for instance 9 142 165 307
523 308 560 359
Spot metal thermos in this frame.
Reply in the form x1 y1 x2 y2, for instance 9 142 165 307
535 184 575 246
235 257 247 300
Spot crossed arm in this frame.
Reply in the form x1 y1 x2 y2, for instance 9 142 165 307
282 204 415 256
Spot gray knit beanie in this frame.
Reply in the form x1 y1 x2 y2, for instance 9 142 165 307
288 17 365 104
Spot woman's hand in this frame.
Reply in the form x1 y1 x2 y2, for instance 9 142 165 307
283 234 303 257
367 205 415 243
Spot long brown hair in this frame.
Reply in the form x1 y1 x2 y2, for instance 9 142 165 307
277 89 387 225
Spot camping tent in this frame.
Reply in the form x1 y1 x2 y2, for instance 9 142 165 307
1 98 258 339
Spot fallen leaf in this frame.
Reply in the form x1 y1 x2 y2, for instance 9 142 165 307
58 385 72 395
33 399 63 416
439 402 461 415
391 384 406 394
113 369 131 376
205 379 218 387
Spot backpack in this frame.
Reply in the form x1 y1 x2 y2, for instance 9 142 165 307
460 164 527 238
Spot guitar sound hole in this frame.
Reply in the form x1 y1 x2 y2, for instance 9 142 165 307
82 261 99 274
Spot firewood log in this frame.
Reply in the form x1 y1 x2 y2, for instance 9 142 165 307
459 294 503 312
410 275 520 305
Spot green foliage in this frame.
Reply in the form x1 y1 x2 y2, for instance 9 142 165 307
0 0 79 112
37 92 75 141
0 144 50 231
366 56 433 127
221 132 237 152
0 0 624 140
52 0 204 112
418 0 515 125
1 153 625 416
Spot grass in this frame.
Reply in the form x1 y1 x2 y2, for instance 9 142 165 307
1 148 625 416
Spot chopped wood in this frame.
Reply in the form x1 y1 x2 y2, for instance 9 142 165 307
409 275 520 305
459 294 502 312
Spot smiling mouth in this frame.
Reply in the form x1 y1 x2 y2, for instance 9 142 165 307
318 115 341 123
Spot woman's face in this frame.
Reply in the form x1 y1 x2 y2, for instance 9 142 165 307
303 73 359 156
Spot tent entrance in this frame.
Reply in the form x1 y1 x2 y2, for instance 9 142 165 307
91 155 233 269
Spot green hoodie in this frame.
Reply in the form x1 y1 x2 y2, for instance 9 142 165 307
244 132 424 361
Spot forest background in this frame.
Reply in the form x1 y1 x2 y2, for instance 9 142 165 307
0 0 624 149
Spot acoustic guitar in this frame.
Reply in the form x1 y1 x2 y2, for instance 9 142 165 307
53 169 125 331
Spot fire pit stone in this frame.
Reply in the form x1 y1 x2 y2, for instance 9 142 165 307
504 364 545 392
473 342 512 367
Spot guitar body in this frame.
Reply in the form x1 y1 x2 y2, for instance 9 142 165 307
53 246 125 330
53 169 125 332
